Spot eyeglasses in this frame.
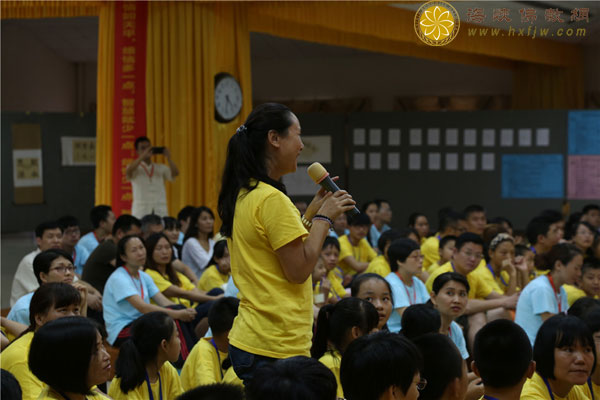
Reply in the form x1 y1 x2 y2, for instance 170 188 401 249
416 378 427 391
461 250 483 260
49 265 75 274
409 254 424 260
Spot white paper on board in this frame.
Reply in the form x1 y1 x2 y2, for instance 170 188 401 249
428 153 441 170
369 129 382 146
353 128 366 146
482 129 495 147
427 128 440 146
445 153 458 170
536 128 550 146
297 135 332 164
409 129 422 146
409 153 421 170
369 152 381 170
464 129 477 146
463 153 476 171
482 153 495 171
388 153 400 170
518 129 532 147
445 129 458 146
388 129 401 146
353 152 366 170
500 129 514 147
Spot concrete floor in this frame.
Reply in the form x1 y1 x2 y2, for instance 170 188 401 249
1 232 37 311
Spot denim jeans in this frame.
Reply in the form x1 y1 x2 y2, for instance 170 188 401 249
229 344 277 385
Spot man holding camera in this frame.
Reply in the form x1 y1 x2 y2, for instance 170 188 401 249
125 136 179 218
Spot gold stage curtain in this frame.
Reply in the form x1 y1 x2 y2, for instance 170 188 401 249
513 64 585 109
1 1 101 19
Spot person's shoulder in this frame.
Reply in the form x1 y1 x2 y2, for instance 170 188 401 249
144 268 163 280
421 236 439 248
161 359 181 378
3 331 34 359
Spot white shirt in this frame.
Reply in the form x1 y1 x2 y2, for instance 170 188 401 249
10 249 41 306
128 162 173 218
181 237 215 278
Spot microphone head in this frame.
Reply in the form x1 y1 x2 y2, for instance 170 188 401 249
307 162 329 184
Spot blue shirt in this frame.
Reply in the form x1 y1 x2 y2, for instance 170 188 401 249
385 272 430 333
103 267 160 344
369 224 390 248
224 275 239 298
77 231 100 258
177 231 184 246
7 292 34 325
515 275 568 345
449 321 469 359
73 243 90 276
329 229 349 239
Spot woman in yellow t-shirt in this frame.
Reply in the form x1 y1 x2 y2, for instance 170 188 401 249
198 240 232 292
217 103 356 384
521 315 596 400
29 316 112 400
109 312 184 400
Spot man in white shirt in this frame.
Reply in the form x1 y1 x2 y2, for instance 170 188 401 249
126 137 179 219
10 221 63 305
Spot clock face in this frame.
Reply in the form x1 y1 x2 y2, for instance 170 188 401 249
215 74 243 123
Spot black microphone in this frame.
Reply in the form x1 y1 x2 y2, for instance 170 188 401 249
307 162 360 217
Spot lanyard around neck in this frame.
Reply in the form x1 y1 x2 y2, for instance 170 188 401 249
396 272 416 305
486 263 508 286
141 162 154 179
546 275 562 313
210 338 225 380
145 371 162 400
123 266 144 299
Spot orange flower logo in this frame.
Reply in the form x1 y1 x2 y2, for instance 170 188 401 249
414 1 460 46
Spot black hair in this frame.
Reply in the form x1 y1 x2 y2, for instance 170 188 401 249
29 316 99 395
1 369 23 399
176 383 245 400
408 212 427 227
537 243 582 272
439 210 463 233
489 216 513 229
463 204 485 219
28 282 81 331
564 212 583 240
311 297 378 359
396 227 420 240
351 273 393 305
515 244 533 257
116 312 176 393
177 205 195 223
35 221 61 238
377 229 404 254
567 297 600 319
473 319 532 388
583 204 600 214
432 272 471 294
57 215 79 230
570 221 596 241
33 249 74 285
208 297 240 336
439 235 458 251
401 304 441 340
526 216 554 245
144 233 180 286
140 214 164 234
348 212 372 227
341 331 423 400
361 201 377 214
388 238 420 272
539 209 564 224
533 314 597 380
184 206 215 243
90 205 113 229
246 356 337 400
204 240 229 271
218 103 294 238
413 333 464 400
581 308 600 335
322 236 340 252
163 216 178 230
134 136 150 149
116 235 145 267
112 214 141 236
583 258 600 276
455 232 484 251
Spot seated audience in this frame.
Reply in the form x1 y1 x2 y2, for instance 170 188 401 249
176 383 244 400
109 312 184 399
422 210 463 271
427 235 456 274
569 221 596 260
366 229 404 277
471 232 522 296
351 273 393 330
408 212 430 244
515 244 536 288
369 199 393 248
57 215 90 276
163 216 182 258
321 237 348 300
338 213 377 278
78 205 115 262
579 308 600 400
28 316 111 399
140 213 165 240
400 304 441 341
312 256 333 307
176 205 195 244
329 213 349 239
197 240 231 292
463 205 487 236
526 215 564 262
563 258 600 306
182 206 216 278
581 204 600 231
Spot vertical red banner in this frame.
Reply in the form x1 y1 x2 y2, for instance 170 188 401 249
112 1 147 216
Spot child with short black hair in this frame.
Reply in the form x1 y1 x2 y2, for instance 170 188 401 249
338 213 377 278
321 236 348 300
176 383 244 400
180 297 240 390
563 259 600 306
428 235 457 274
366 229 404 277
312 257 332 307
400 304 441 341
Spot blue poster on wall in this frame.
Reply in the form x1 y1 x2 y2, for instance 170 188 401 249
502 154 564 198
568 111 600 155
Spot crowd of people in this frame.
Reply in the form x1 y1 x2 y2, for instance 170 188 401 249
2 103 600 400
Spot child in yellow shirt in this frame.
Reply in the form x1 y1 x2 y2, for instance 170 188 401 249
312 257 333 307
321 237 348 300
563 259 600 306
365 229 403 278
197 240 231 292
338 213 377 278
427 235 456 274
181 297 240 390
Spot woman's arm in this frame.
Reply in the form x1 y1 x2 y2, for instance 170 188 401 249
162 285 221 303
172 259 199 285
1 316 28 337
125 294 196 321
340 255 369 274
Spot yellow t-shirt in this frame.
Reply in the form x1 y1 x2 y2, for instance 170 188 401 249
365 255 391 278
144 268 197 308
108 361 183 400
181 337 228 390
36 387 110 399
319 350 343 399
1 331 46 400
521 372 590 400
197 264 230 292
581 379 599 400
470 263 511 295
228 181 311 359
427 261 442 274
563 284 587 307
223 367 244 387
425 261 493 300
421 235 440 270
328 270 347 299
338 235 377 276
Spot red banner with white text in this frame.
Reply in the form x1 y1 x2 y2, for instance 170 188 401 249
112 1 147 215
